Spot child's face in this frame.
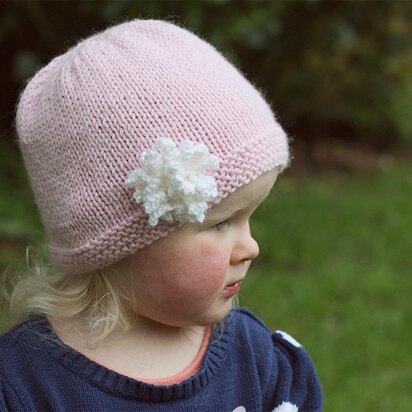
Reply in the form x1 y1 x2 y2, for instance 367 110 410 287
127 169 279 328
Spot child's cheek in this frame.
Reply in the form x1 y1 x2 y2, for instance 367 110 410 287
157 242 228 311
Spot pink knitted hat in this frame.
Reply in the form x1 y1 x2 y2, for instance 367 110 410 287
15 18 290 275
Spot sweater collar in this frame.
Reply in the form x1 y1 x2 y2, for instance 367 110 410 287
20 310 235 402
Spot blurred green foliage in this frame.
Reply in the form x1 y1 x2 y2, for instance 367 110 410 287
0 137 46 270
246 160 412 410
1 0 412 147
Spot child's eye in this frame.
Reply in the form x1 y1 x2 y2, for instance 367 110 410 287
212 218 230 232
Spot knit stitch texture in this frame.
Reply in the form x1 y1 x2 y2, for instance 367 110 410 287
15 19 290 274
0 307 322 411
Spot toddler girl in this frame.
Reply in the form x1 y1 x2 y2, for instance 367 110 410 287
0 19 322 411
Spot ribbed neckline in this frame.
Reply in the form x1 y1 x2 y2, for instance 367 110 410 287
18 310 235 402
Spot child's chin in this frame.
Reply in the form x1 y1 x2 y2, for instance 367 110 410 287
195 299 235 326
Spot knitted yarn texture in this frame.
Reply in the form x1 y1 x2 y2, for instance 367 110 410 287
125 137 220 227
15 18 290 274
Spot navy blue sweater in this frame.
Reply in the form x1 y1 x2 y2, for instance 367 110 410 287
0 307 322 411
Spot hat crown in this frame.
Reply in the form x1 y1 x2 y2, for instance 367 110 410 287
16 18 289 274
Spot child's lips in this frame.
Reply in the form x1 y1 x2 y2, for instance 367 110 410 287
222 279 243 297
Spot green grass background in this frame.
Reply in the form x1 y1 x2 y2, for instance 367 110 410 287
1 147 411 411
243 162 412 411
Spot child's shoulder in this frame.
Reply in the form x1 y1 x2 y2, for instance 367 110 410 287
233 306 304 350
0 322 37 408
233 306 272 331
0 318 46 370
234 306 316 358
232 306 323 411
0 321 29 350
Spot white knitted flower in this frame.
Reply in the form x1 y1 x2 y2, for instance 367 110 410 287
272 401 299 412
125 137 220 227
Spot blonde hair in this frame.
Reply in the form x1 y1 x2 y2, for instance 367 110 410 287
0 246 137 349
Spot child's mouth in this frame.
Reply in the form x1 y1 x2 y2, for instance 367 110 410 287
222 280 243 297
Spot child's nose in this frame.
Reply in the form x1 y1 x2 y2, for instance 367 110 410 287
230 221 260 264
